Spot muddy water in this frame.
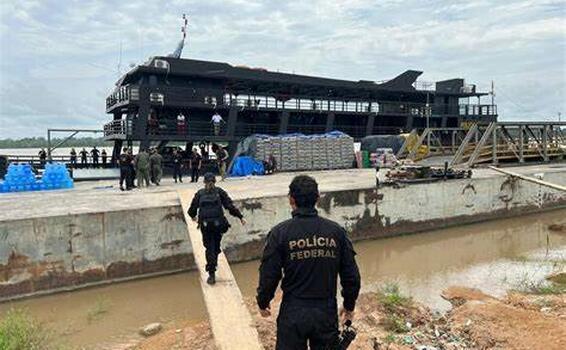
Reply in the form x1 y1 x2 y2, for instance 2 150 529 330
1 209 565 349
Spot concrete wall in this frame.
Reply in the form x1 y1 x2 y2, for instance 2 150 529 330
1 172 565 300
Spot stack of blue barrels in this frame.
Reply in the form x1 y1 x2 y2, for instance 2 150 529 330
0 163 73 193
40 163 74 190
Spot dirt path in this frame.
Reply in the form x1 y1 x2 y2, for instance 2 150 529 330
125 286 566 350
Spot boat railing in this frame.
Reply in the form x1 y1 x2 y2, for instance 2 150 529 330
104 119 134 138
106 85 139 110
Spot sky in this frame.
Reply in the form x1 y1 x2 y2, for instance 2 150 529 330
0 0 565 139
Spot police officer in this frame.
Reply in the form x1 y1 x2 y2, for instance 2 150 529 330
256 175 361 349
118 147 133 191
172 148 183 183
187 173 246 284
135 148 151 187
149 148 163 185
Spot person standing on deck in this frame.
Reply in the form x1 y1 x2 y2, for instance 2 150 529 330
199 142 209 161
172 148 183 183
91 147 100 166
101 149 108 167
215 145 228 181
135 148 150 187
177 112 187 135
79 148 88 166
187 172 246 284
190 148 202 183
211 112 224 136
256 175 361 349
149 148 163 186
118 147 133 191
69 148 77 166
127 148 136 188
38 148 47 166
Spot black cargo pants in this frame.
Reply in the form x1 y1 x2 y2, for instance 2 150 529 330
276 298 339 350
200 222 223 273
119 166 130 189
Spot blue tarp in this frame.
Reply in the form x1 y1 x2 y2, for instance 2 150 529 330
229 156 265 177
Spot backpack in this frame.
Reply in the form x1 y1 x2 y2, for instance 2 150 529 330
198 189 230 233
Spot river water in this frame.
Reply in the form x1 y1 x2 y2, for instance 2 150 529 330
0 209 565 349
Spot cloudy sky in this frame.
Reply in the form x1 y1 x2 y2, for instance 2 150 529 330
0 0 564 139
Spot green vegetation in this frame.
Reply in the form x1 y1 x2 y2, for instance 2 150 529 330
0 137 112 149
383 333 396 344
514 273 566 295
0 308 61 350
377 283 413 334
377 283 412 313
86 296 111 323
382 314 410 333
547 272 566 285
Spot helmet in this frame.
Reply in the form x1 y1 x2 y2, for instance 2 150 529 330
203 172 216 183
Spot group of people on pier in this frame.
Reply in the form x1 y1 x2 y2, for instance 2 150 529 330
69 147 108 167
117 143 229 191
118 147 164 191
37 147 108 168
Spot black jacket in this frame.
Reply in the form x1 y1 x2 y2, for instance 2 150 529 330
256 208 361 311
188 187 243 222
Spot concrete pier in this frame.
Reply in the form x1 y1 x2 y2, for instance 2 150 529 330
1 165 566 300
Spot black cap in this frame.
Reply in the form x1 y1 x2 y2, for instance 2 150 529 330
204 172 216 183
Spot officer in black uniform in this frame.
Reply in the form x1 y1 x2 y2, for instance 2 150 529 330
256 175 361 349
118 147 133 191
188 173 246 284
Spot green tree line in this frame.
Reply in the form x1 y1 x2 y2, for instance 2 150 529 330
0 137 113 149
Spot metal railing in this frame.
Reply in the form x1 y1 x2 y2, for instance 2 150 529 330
106 85 139 110
459 104 497 116
224 95 382 114
224 94 496 117
104 119 134 138
102 117 378 139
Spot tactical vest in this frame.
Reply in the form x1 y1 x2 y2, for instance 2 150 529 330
198 189 224 221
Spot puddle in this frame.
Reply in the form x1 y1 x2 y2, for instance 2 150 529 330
1 208 564 349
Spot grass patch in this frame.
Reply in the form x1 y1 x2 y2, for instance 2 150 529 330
514 274 566 295
377 283 412 314
377 283 413 334
382 314 410 333
383 333 396 344
86 296 111 323
546 272 566 285
0 308 61 350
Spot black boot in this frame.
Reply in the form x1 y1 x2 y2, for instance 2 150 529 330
207 272 216 285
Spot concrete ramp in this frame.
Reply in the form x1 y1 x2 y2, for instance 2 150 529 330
178 190 263 350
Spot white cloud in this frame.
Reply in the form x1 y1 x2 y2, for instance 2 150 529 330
0 0 565 138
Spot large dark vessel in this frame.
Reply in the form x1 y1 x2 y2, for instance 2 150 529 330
103 56 497 162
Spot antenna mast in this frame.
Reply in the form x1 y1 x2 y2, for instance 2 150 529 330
491 80 495 107
169 14 189 58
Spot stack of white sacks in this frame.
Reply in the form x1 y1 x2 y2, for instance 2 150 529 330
339 134 355 168
297 136 313 170
311 135 329 170
246 132 354 171
280 136 299 171
255 137 270 161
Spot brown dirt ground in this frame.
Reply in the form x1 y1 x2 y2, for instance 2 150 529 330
126 287 566 350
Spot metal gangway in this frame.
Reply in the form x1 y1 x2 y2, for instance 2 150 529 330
450 122 566 167
396 127 469 160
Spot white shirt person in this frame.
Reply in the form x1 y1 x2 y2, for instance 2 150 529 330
211 112 224 135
